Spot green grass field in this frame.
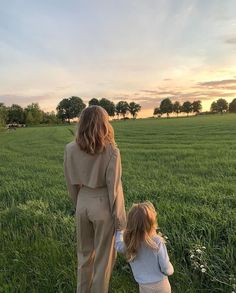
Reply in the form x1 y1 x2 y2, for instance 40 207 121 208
1 115 236 293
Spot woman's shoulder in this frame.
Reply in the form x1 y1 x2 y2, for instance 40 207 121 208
105 143 120 157
65 140 78 152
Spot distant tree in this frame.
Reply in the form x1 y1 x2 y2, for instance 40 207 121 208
229 98 236 113
56 96 86 123
25 111 34 124
0 103 8 127
57 99 70 122
128 102 141 118
153 107 162 117
181 101 193 116
41 111 59 124
210 101 218 113
24 103 43 124
192 100 202 114
216 98 228 114
99 98 115 116
88 98 100 106
160 98 173 118
173 101 181 117
115 101 129 119
7 104 25 124
210 98 228 114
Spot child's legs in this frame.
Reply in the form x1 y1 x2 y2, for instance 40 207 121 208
139 278 171 293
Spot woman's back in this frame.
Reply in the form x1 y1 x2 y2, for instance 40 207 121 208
64 141 116 188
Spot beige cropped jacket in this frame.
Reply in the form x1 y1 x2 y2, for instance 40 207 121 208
64 141 126 230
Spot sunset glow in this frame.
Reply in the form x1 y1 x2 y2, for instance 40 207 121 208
1 1 236 117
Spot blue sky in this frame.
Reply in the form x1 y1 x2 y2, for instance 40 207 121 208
1 0 236 116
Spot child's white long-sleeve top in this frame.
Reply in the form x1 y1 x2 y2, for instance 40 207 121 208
115 231 174 284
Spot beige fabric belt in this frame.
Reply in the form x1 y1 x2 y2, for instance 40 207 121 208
78 185 108 196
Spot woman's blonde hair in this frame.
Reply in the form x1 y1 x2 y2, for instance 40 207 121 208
124 201 160 261
76 106 115 154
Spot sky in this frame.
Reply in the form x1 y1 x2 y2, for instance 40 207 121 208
1 0 236 117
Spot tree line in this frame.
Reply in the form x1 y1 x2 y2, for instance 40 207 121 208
153 99 202 117
56 97 141 122
1 96 236 127
153 98 236 117
0 102 59 127
210 98 236 114
0 97 142 126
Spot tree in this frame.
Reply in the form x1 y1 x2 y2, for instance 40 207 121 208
192 100 202 114
115 101 129 119
7 104 25 124
210 101 218 113
24 103 43 124
128 102 141 118
173 101 181 117
41 111 59 124
0 103 8 127
88 98 100 106
160 98 173 118
216 98 228 114
229 98 236 113
99 98 115 116
210 99 228 114
56 96 86 122
181 101 192 116
153 107 162 117
25 111 34 124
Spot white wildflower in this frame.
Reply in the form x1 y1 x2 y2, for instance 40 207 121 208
200 265 204 268
201 268 206 273
196 249 202 254
190 254 194 259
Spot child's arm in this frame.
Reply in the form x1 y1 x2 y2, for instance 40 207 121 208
157 241 174 276
115 230 125 253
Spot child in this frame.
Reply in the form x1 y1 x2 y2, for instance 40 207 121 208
115 201 174 293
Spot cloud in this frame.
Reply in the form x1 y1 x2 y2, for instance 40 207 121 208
130 96 155 102
140 90 182 96
0 93 60 111
225 37 236 44
198 78 236 88
134 79 236 109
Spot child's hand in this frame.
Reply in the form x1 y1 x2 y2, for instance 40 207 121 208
115 230 125 253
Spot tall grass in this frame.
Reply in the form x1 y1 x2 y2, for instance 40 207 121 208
0 115 235 292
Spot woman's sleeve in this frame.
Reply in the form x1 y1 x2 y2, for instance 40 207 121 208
106 148 126 230
64 146 78 207
157 241 174 276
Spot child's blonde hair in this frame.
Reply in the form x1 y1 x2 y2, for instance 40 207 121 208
124 201 161 261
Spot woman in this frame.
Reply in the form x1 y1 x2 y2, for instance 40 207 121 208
64 106 126 293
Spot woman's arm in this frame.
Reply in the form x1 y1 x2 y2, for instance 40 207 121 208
157 241 174 276
106 147 126 230
64 146 79 207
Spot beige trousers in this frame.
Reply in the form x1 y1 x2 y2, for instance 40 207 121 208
139 278 171 293
75 186 116 293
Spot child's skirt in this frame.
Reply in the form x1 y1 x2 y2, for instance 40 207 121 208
139 277 171 293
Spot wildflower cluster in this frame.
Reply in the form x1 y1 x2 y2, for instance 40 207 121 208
189 244 207 273
229 275 236 293
156 229 168 242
